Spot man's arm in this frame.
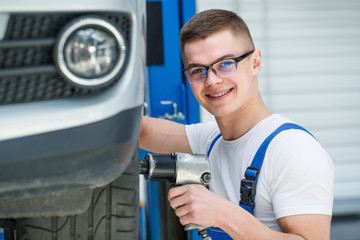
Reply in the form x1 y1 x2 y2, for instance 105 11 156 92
139 116 192 153
277 214 331 240
168 184 331 240
222 208 331 240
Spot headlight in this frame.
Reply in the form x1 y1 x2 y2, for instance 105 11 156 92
55 16 126 89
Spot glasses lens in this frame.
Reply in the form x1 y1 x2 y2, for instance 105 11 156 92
214 59 236 77
186 67 206 83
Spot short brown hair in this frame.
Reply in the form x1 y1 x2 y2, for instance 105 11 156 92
180 9 254 54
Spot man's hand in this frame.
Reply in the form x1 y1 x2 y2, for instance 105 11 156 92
168 184 227 228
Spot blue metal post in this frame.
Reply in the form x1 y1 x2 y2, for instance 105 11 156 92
180 0 199 125
143 0 200 239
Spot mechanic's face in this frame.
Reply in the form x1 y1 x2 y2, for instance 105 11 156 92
182 30 261 119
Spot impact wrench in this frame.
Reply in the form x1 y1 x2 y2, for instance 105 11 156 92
139 152 212 240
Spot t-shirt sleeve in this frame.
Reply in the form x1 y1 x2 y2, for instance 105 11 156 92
268 131 334 219
185 121 220 155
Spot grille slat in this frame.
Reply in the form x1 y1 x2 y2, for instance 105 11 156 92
0 38 54 49
0 12 131 105
0 66 56 78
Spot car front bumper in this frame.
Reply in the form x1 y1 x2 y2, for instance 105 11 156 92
0 105 141 218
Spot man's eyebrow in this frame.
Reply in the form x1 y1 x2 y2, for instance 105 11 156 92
186 54 235 68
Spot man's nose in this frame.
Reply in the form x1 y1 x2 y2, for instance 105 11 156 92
204 68 223 86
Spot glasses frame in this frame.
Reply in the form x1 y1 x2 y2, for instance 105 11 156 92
182 50 255 84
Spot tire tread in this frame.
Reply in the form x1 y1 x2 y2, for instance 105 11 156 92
13 152 139 240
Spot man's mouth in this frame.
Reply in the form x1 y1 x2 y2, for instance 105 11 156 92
207 89 232 98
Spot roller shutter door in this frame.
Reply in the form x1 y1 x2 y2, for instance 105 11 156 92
197 0 360 215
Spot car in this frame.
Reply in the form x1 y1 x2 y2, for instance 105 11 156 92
0 0 146 239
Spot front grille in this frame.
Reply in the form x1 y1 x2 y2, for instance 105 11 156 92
0 12 131 105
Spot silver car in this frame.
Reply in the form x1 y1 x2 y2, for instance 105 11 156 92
0 0 145 239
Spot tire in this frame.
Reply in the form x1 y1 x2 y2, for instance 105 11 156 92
13 151 139 240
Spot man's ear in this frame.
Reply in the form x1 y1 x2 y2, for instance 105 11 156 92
252 49 262 76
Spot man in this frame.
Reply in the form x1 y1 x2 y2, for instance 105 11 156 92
140 9 333 240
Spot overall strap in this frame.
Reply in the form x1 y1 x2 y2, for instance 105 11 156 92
207 133 222 157
240 123 315 214
206 123 314 239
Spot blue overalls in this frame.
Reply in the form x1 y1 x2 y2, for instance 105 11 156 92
204 123 314 239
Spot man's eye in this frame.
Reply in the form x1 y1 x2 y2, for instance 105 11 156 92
219 61 234 70
190 68 204 76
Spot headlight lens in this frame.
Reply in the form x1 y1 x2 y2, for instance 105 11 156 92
55 16 126 89
65 28 118 78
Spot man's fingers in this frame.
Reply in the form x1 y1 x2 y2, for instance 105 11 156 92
168 184 205 201
174 204 199 226
169 194 186 210
168 185 199 209
168 185 187 201
174 204 190 218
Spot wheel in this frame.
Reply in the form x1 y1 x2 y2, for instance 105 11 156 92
13 151 139 240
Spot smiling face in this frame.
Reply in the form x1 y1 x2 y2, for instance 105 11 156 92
182 30 261 119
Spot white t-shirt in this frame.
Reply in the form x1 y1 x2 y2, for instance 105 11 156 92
185 114 334 231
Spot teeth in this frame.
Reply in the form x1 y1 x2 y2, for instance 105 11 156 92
208 89 230 97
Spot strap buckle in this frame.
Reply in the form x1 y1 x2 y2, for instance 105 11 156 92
244 166 259 180
239 179 256 209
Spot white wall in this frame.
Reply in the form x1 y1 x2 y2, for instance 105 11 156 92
196 0 360 215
